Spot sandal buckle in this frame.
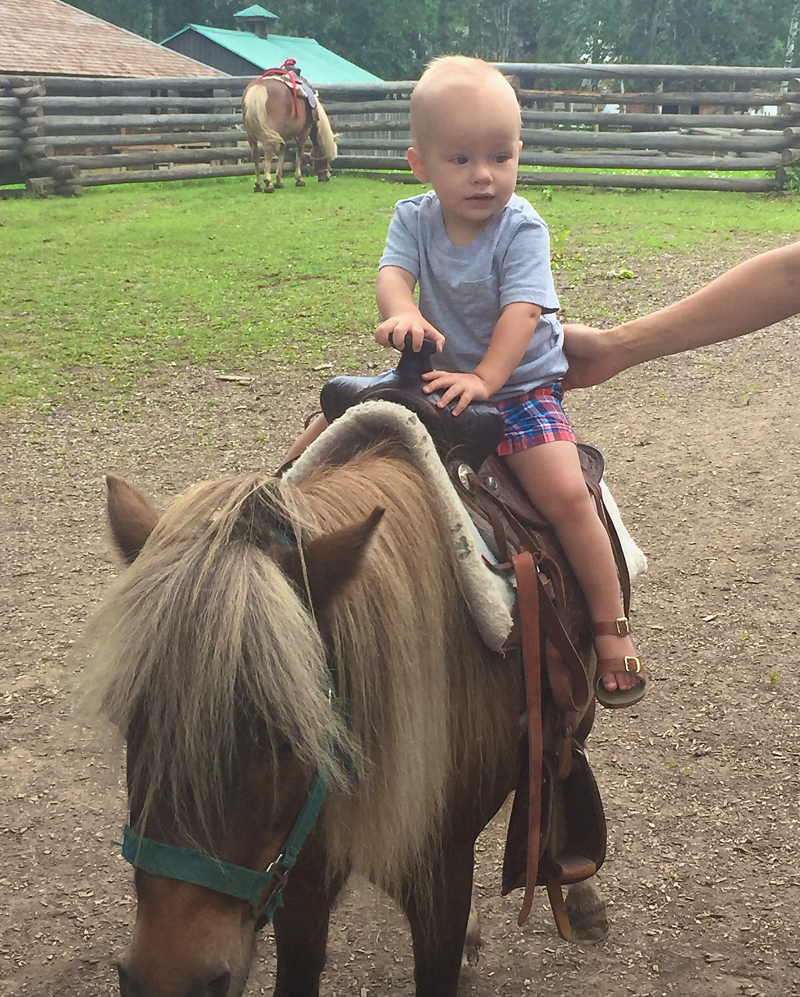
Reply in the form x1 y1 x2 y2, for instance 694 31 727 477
615 617 631 637
623 655 641 674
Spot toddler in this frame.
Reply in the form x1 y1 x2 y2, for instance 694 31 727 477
287 55 645 707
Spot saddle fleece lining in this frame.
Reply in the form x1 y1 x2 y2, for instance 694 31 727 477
285 401 646 653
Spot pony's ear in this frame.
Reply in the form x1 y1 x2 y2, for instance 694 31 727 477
105 474 160 564
284 507 384 611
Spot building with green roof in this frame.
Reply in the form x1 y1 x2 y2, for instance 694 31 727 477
161 6 382 84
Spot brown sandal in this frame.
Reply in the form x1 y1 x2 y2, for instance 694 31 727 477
593 617 647 709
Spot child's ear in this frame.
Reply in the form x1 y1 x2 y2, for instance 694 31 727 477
407 146 428 183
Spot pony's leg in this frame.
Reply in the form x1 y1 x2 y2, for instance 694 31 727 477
250 140 261 193
272 864 346 997
262 145 275 193
462 899 482 966
403 841 474 997
274 144 285 189
294 138 306 187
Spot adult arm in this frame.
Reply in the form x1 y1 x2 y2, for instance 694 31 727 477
562 241 800 389
375 265 445 352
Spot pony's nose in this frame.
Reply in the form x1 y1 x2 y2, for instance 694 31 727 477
191 969 231 997
117 961 231 997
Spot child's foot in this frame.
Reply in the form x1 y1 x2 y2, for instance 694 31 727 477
592 618 647 709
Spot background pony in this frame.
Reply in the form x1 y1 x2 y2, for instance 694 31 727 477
241 75 338 194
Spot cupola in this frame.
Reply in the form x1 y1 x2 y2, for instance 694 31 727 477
234 5 279 38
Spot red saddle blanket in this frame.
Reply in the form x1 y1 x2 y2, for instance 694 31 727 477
258 67 318 119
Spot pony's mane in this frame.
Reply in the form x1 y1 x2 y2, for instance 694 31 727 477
86 473 348 848
283 450 514 891
87 448 515 892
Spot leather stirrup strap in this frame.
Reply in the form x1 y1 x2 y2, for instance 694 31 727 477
546 881 574 941
512 551 543 927
471 477 589 713
535 569 590 714
587 480 631 616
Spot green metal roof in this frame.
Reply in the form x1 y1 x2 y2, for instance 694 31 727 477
162 25 382 83
234 5 278 19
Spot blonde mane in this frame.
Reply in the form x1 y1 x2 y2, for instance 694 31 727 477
86 449 516 897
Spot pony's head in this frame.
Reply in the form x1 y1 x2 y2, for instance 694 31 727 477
91 473 382 997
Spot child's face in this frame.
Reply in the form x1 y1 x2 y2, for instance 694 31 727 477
408 81 522 241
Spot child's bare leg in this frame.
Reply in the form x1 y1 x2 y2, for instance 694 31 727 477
282 413 329 463
504 441 640 695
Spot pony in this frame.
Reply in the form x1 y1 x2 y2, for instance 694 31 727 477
89 442 601 997
241 76 338 194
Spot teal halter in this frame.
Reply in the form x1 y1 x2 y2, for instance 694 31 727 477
121 768 329 924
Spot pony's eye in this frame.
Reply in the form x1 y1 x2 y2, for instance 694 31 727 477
275 741 294 759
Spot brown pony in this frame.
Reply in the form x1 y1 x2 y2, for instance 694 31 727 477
88 448 599 997
241 76 338 193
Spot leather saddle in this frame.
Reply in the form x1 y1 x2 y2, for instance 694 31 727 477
320 339 618 940
321 340 506 471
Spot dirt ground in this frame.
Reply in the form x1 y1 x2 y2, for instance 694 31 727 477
2 239 799 997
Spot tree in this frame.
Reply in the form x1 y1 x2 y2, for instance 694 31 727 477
536 0 797 68
67 0 800 74
784 1 800 65
69 0 245 40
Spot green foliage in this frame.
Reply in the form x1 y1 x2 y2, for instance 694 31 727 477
65 0 798 76
785 165 800 194
70 0 244 41
278 0 439 80
549 228 583 271
537 0 796 67
603 267 637 279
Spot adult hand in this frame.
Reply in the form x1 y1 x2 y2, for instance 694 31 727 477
421 370 490 416
561 323 622 389
375 312 445 353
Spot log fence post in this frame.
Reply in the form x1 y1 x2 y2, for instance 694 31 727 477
1 76 83 196
0 76 30 188
3 67 800 196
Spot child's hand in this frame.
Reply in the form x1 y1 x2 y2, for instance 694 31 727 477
422 370 490 416
375 312 445 353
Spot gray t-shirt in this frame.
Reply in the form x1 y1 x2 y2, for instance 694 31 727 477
379 190 567 400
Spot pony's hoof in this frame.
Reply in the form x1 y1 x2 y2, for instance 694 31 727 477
253 185 261 193
264 185 275 194
275 180 283 189
317 175 330 183
295 179 306 187
565 881 608 943
461 903 482 967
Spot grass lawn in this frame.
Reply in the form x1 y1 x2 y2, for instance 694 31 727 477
1 176 798 406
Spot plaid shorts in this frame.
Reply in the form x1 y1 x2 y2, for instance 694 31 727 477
493 383 575 456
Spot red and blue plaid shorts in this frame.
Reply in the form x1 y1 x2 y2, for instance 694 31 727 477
493 382 575 456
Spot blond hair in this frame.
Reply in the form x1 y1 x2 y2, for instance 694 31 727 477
410 55 520 149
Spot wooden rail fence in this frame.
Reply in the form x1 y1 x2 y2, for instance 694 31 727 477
2 63 800 196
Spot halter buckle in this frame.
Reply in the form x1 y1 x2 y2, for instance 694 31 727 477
253 854 290 922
